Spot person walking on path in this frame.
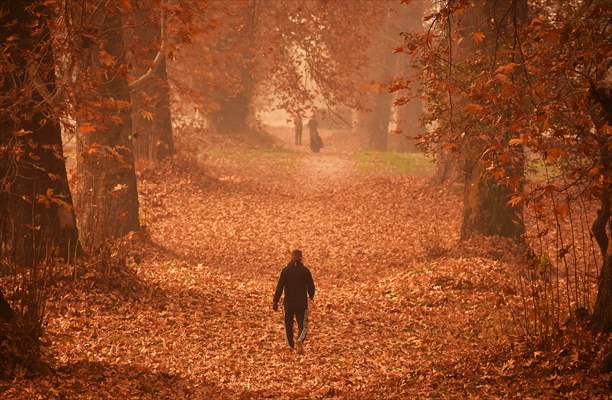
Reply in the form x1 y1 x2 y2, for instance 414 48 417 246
272 250 315 353
308 115 323 153
294 113 303 145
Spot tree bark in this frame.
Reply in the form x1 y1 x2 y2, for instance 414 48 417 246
592 220 612 332
209 85 253 135
591 84 612 332
356 9 396 151
0 0 80 266
459 0 526 239
461 158 524 239
0 290 14 322
129 0 174 161
432 149 460 184
73 4 140 252
209 0 259 135
391 0 424 152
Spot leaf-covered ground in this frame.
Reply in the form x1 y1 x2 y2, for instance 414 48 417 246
1 134 610 399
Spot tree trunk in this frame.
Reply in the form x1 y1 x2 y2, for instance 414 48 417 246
357 9 396 151
591 83 612 332
73 4 140 252
391 0 424 152
0 290 13 322
432 149 460 184
129 0 174 161
364 79 393 151
209 0 259 135
461 159 524 239
209 85 253 135
592 227 612 332
459 0 526 239
0 0 80 267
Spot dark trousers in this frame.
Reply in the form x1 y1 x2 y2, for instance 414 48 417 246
284 305 307 348
295 130 302 145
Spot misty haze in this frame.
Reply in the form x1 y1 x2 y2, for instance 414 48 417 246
0 0 611 399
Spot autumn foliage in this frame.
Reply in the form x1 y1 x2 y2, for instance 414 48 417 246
0 0 611 398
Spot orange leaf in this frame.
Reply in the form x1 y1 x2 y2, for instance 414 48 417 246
79 123 97 134
15 129 32 137
508 194 523 207
509 137 524 146
471 32 485 44
141 111 154 121
495 63 518 75
545 148 566 162
98 50 116 67
465 103 485 114
555 202 570 219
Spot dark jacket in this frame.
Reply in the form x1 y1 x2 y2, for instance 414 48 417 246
273 261 315 309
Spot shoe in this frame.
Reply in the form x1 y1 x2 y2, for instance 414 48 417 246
296 340 303 354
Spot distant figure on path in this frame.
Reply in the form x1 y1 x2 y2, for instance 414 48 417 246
294 113 303 145
272 249 315 353
308 115 323 153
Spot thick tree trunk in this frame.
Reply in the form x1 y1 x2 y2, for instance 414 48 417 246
459 0 526 239
591 84 612 332
357 10 396 151
391 0 424 152
74 5 140 252
0 0 80 267
394 84 422 152
209 0 258 135
129 1 174 161
0 290 13 322
461 159 524 239
592 227 612 332
209 85 253 135
432 149 460 184
361 78 393 151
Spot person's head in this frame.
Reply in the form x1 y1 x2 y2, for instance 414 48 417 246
291 249 303 262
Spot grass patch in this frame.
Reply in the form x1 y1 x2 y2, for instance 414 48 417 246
203 145 301 169
353 151 434 176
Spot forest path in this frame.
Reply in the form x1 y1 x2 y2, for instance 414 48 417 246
4 139 607 399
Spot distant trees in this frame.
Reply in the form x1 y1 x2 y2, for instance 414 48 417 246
173 0 384 135
357 1 427 152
